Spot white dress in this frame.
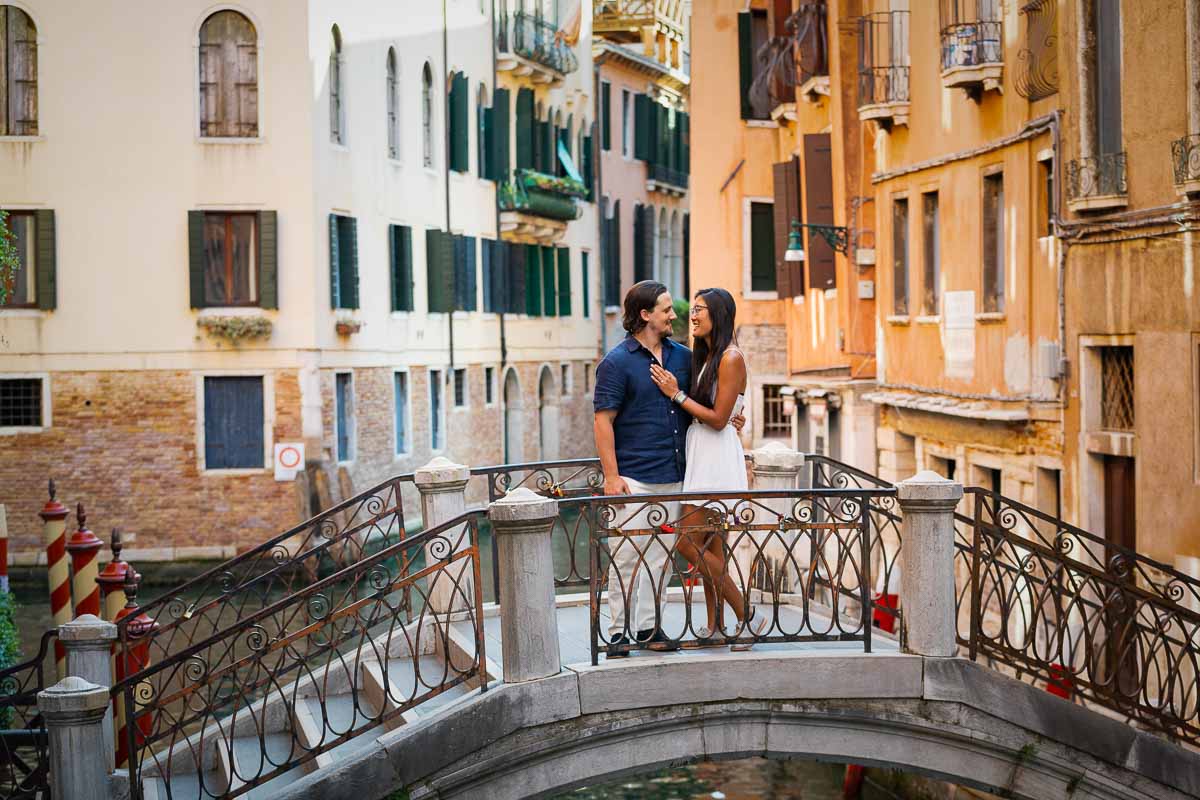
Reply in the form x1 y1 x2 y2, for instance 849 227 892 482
682 365 748 493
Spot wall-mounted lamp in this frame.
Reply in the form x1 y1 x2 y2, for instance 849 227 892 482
786 218 851 256
785 220 805 262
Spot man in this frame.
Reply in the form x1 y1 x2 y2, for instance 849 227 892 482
592 281 742 657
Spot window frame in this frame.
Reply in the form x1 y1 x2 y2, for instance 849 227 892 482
422 61 435 170
484 366 496 407
743 196 778 300
560 363 572 397
196 8 261 142
330 25 346 146
621 89 633 159
0 373 50 433
892 195 910 318
452 367 468 409
0 4 40 139
195 371 274 475
200 211 261 308
981 169 1005 314
920 190 940 317
0 209 37 309
393 369 411 457
334 370 356 464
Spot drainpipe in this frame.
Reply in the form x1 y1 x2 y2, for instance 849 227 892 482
594 58 607 356
444 0 456 372
493 0 508 369
1189 0 1200 138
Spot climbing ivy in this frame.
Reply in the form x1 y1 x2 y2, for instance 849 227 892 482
0 210 18 307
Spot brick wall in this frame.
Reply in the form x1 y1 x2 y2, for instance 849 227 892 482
735 324 787 377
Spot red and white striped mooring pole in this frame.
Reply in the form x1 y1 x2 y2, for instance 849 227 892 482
39 480 71 678
66 503 103 619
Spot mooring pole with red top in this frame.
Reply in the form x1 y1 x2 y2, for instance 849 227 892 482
67 503 103 619
39 480 71 678
96 528 132 622
113 569 156 770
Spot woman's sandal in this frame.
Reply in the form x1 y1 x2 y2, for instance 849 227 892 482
729 611 769 652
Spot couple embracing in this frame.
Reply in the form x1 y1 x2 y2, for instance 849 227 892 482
592 281 769 658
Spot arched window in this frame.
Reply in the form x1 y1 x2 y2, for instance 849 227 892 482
447 70 468 172
422 62 434 168
199 10 257 138
1 5 38 136
386 48 399 159
330 25 344 144
476 83 489 176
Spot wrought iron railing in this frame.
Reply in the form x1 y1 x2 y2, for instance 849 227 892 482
116 509 485 799
791 2 829 85
857 11 910 109
939 21 1002 72
498 11 579 76
647 163 688 190
1067 152 1128 200
497 169 584 221
954 488 1200 746
1015 0 1058 100
575 488 885 663
0 630 57 800
749 35 798 114
1172 134 1200 186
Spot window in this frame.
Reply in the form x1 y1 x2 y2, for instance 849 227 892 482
0 377 41 427
0 6 37 136
429 369 445 450
928 454 956 481
448 72 468 173
561 364 571 396
1037 159 1053 238
892 198 909 316
982 172 1004 313
201 213 258 306
335 372 354 461
203 376 264 469
330 26 344 144
584 363 592 393
1100 346 1134 432
556 247 571 316
737 10 771 120
453 235 477 312
1096 0 1121 157
921 192 939 316
329 214 359 309
749 201 776 292
199 11 258 138
603 199 622 307
485 366 495 405
422 62 434 168
386 48 400 159
972 464 1002 495
1 210 37 308
477 84 488 176
621 89 632 158
453 368 467 408
389 224 414 312
394 371 409 455
581 251 590 318
762 385 790 438
600 81 611 151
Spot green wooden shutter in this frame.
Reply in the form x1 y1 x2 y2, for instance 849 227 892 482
492 87 511 181
681 112 690 175
634 94 651 162
400 226 414 310
557 247 571 316
189 211 206 309
541 246 556 316
525 244 541 315
389 225 401 311
632 204 648 283
516 89 534 169
343 216 359 308
582 134 594 200
426 229 455 312
481 239 493 311
581 251 590 318
507 242 526 313
257 210 278 309
455 235 477 311
601 82 612 151
479 99 490 179
738 12 754 120
449 73 468 172
328 214 341 309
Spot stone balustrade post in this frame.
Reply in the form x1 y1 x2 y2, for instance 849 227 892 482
38 676 112 800
487 488 561 683
415 457 473 615
59 614 118 771
746 443 807 595
896 471 963 657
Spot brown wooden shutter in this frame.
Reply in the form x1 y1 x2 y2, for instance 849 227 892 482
7 7 37 136
236 37 258 137
257 210 277 309
0 10 8 137
772 157 802 297
199 12 256 137
803 134 836 290
737 13 754 120
189 211 207 308
34 209 54 310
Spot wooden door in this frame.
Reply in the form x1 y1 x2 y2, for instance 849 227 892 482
1102 455 1138 703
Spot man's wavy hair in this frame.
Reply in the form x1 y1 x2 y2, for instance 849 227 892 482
622 280 669 334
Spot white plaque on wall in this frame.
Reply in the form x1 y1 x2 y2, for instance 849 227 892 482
943 290 976 380
274 443 305 481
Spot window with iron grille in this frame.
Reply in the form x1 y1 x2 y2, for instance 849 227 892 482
199 11 258 138
1100 346 1134 431
453 368 467 408
0 378 41 427
762 384 790 438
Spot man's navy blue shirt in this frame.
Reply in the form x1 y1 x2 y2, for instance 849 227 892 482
593 334 692 484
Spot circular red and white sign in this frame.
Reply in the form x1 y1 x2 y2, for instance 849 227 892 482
278 446 302 469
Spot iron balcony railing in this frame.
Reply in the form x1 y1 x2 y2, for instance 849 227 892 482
1067 152 1128 200
0 630 57 800
497 11 579 76
1172 134 1200 186
1015 0 1058 100
857 11 910 108
792 2 829 85
648 163 688 190
939 0 1002 71
497 169 585 221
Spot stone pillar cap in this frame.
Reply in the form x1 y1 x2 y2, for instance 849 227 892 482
896 470 964 502
58 614 117 643
38 676 110 715
414 456 471 487
751 440 805 469
488 487 559 524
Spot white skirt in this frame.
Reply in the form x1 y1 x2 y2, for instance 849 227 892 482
682 419 748 493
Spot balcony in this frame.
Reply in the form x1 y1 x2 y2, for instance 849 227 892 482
498 168 584 244
940 24 1002 96
748 3 830 120
1066 152 1128 213
1172 134 1200 196
857 12 910 129
793 2 830 102
646 163 688 196
497 11 579 85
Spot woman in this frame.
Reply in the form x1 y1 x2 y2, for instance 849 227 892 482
649 288 768 651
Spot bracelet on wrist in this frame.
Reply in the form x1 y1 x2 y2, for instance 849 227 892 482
672 390 687 405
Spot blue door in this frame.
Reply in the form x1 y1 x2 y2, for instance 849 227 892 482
204 376 264 469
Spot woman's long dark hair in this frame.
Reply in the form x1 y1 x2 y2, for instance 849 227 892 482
690 288 737 406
